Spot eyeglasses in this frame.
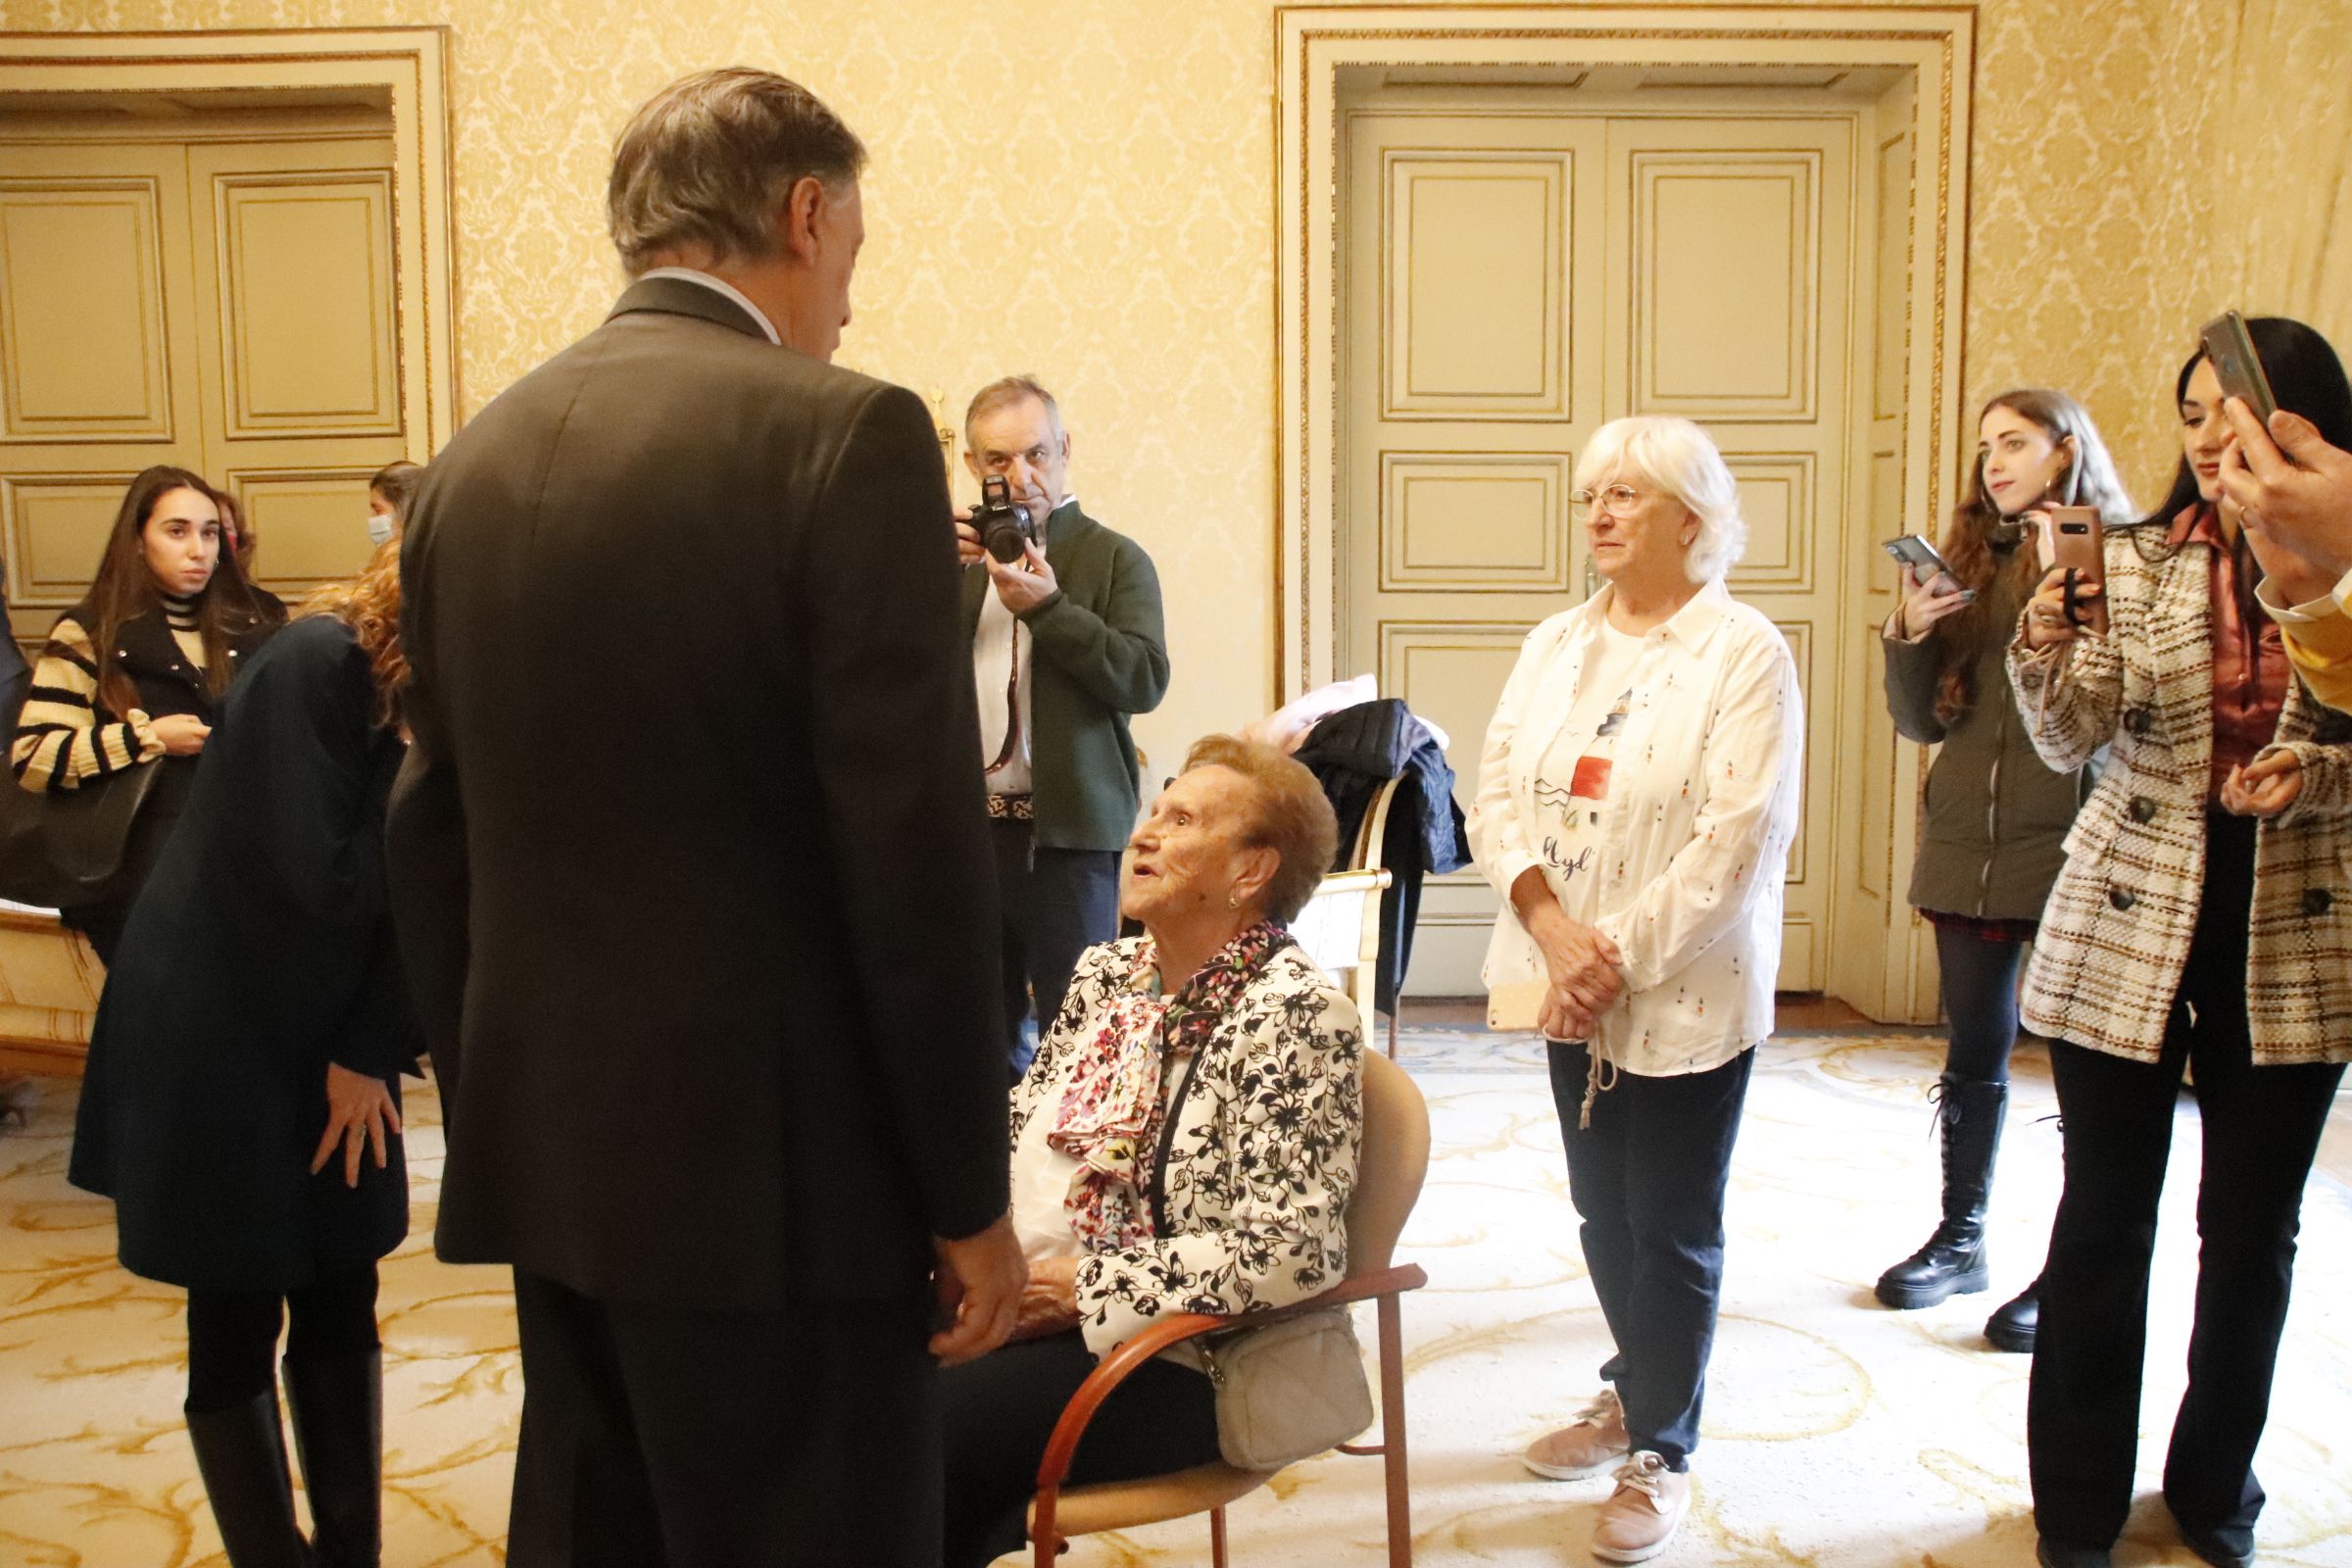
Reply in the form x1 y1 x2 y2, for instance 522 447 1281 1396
1570 484 1647 518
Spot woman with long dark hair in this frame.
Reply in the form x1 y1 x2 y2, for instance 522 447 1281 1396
70 541 416 1568
1874 391 2132 1350
9 466 283 961
2009 317 2352 1568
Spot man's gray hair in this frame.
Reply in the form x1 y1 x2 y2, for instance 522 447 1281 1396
607 68 866 276
964 375 1063 444
1574 416 1748 584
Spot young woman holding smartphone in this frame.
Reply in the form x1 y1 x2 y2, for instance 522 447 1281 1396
1876 390 2133 1351
2009 318 2352 1568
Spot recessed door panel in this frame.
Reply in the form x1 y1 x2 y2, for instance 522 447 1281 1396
0 179 172 441
1633 152 1819 418
1381 453 1573 591
1387 155 1567 416
4 473 136 601
226 467 383 594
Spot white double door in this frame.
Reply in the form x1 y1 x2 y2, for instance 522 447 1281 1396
1344 103 1861 995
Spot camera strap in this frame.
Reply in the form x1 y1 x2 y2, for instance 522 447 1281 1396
985 620 1023 776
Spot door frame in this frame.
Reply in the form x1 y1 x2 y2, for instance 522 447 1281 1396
1274 5 1975 1019
0 27 461 454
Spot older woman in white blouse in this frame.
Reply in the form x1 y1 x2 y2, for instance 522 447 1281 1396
1471 415 1803 1564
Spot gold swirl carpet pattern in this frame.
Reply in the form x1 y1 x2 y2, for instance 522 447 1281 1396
2 1030 2349 1566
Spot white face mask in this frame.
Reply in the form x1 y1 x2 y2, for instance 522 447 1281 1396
367 513 396 547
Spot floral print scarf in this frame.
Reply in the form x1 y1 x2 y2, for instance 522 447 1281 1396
1048 920 1290 1250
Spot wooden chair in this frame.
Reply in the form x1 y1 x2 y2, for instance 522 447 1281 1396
1292 774 1406 1058
1026 1050 1432 1567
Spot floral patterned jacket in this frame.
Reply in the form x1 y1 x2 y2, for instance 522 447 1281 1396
1013 936 1365 1355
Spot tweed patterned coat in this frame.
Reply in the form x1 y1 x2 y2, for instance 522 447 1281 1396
1011 937 1364 1354
2006 527 2352 1065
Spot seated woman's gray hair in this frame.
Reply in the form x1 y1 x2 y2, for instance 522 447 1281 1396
1180 733 1339 922
1574 416 1747 583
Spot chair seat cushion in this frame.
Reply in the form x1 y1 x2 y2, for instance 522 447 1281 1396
1031 1460 1273 1536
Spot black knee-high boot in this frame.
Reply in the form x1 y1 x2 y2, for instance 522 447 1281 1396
282 1348 382 1568
184 1389 313 1568
1877 1074 2006 1309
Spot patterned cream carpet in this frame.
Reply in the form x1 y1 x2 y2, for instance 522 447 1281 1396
3 1028 2350 1567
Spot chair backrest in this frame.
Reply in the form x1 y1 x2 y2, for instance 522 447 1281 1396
1347 774 1406 874
1344 1050 1430 1274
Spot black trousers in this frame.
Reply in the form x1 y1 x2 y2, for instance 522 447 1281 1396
1933 923 2029 1083
1548 1042 1754 1470
989 817 1121 1077
184 1262 380 1413
2031 812 2347 1549
508 1270 942 1568
939 1327 1219 1568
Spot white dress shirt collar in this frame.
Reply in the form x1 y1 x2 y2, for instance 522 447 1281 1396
637 267 782 346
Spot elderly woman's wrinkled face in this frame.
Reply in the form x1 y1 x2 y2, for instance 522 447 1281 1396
1122 765 1265 930
1585 467 1699 590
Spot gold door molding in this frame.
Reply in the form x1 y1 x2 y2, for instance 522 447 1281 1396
0 28 460 454
1282 6 1974 1020
1279 4 1970 691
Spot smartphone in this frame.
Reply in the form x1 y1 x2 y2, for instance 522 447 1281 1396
2201 311 2278 425
1882 534 1974 601
2044 505 2107 635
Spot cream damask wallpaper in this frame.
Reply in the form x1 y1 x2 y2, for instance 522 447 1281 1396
4 0 2344 763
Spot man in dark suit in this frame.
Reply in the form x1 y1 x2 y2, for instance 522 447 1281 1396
956 379 1167 1074
388 69 1025 1567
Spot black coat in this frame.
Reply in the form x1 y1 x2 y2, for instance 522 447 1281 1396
1293 699 1473 1012
388 276 1009 1314
70 615 415 1293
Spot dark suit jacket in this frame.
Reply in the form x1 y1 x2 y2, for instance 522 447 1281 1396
389 276 1009 1313
958 502 1168 851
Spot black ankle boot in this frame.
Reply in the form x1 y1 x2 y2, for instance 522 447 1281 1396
2036 1537 2113 1568
282 1348 382 1568
1877 1074 2006 1309
184 1390 313 1568
1985 1275 2039 1351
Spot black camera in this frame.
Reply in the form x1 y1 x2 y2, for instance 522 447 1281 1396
973 474 1035 564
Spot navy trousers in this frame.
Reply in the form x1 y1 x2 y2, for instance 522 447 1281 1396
2031 812 2345 1550
1548 1041 1754 1470
990 816 1120 1077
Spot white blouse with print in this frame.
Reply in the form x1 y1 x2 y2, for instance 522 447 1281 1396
1470 580 1805 1077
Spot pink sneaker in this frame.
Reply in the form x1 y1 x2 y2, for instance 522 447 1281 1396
1521 1388 1631 1480
1591 1451 1691 1563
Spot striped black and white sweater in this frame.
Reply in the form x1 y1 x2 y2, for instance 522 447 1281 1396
12 594 210 793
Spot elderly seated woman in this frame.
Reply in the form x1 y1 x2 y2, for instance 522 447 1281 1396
939 734 1366 1567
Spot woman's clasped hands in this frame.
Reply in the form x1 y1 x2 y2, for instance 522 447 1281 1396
1531 908 1625 1043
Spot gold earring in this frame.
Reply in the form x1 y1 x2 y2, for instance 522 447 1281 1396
1227 893 1241 909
